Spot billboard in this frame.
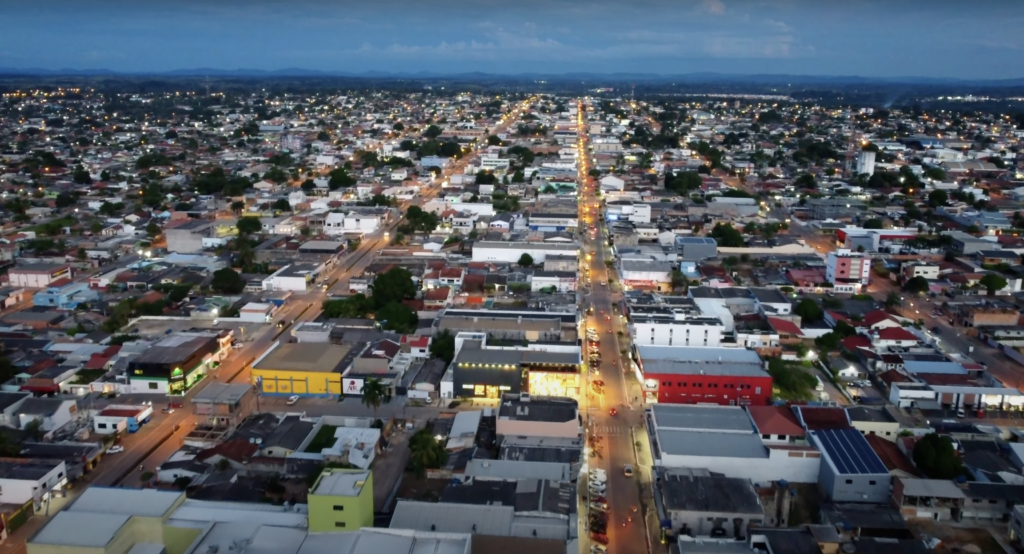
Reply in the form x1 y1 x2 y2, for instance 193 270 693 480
344 378 364 395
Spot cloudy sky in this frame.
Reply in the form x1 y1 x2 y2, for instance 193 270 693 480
0 0 1021 79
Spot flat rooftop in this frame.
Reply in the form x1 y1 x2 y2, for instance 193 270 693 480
0 459 62 480
254 343 356 373
651 405 756 433
656 429 767 459
131 334 218 365
30 512 130 548
313 470 371 497
193 383 251 404
641 358 767 377
659 472 763 515
67 487 183 518
498 395 578 423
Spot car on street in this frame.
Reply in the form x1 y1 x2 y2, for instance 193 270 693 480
590 502 608 512
624 464 634 477
608 408 617 416
600 281 607 286
161 407 175 414
957 408 966 418
591 545 608 554
107 446 124 454
590 533 609 545
287 395 301 405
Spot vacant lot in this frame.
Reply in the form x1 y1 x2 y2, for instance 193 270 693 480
907 519 1006 554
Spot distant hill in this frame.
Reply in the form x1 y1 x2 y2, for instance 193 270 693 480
0 67 1022 87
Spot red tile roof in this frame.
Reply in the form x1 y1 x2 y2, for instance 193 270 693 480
424 287 451 301
863 310 898 328
401 335 430 348
877 327 919 342
864 434 921 476
877 370 911 386
767 317 803 337
841 335 872 352
747 406 805 437
797 407 851 430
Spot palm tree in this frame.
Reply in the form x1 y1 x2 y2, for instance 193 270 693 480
360 377 391 417
407 430 447 476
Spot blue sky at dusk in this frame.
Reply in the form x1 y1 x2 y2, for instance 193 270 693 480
0 0 1021 79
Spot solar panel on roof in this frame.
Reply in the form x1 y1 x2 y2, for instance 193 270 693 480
812 429 888 475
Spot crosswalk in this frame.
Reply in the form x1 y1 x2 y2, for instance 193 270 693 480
589 425 630 436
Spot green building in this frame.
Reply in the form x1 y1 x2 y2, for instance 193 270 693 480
307 468 374 532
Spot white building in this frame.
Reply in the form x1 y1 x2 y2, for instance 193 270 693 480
262 263 323 292
856 150 876 176
480 158 511 172
606 202 652 224
323 212 381 235
600 175 625 191
648 404 819 484
0 460 67 506
8 264 72 289
471 241 579 264
620 260 673 291
825 249 871 293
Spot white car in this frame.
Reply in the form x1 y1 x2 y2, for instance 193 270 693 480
589 483 606 493
107 446 125 454
591 545 608 554
287 395 301 405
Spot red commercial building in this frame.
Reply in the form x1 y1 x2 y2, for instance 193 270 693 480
636 345 773 406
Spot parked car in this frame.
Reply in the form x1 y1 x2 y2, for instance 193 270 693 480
957 408 966 418
107 446 124 454
624 464 634 477
287 395 301 405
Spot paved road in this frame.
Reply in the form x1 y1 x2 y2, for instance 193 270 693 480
575 101 655 554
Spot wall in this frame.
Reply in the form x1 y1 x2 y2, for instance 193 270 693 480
129 377 169 395
632 321 724 348
253 369 342 397
0 462 65 504
656 448 818 484
497 417 580 439
850 421 900 443
307 474 374 532
649 373 772 406
819 465 890 503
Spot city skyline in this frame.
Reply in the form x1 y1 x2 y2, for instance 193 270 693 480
1 0 1022 80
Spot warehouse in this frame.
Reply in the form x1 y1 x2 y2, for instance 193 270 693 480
251 342 363 397
808 428 891 503
636 346 772 406
471 241 579 264
127 333 225 394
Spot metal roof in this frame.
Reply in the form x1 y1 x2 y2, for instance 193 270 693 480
810 429 889 475
30 512 130 547
390 500 514 535
656 429 767 459
652 404 755 433
68 487 182 518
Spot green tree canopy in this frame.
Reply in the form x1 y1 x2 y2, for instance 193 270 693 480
236 217 262 236
322 294 372 319
272 198 292 212
794 298 824 323
370 268 417 309
709 223 745 247
928 189 948 207
210 268 245 294
518 253 534 267
903 276 929 294
862 218 884 229
376 302 418 334
980 274 1008 296
430 330 456 364
913 433 968 480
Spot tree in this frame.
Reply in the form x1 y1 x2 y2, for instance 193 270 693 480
236 217 262 236
903 276 929 294
980 274 1008 296
23 419 43 441
794 173 817 189
322 295 372 319
884 291 902 309
54 192 77 208
98 202 123 216
487 135 502 146
72 165 92 184
300 179 316 193
272 198 292 212
327 168 355 190
231 200 245 214
407 429 447 477
794 298 824 323
862 218 884 229
517 253 534 267
360 377 391 416
370 268 417 309
928 189 948 207
670 270 687 290
210 268 245 294
709 223 745 247
423 125 442 139
376 302 418 333
430 330 456 363
145 222 161 237
913 433 967 480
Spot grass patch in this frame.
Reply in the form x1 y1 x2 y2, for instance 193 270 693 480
304 425 337 453
768 358 817 401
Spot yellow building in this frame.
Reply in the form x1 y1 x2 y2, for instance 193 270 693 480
251 342 357 397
